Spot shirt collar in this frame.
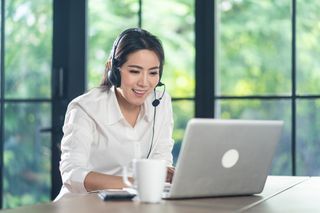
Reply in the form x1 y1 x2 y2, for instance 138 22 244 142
105 87 124 125
106 87 154 125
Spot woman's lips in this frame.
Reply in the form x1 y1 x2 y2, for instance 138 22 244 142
132 89 147 97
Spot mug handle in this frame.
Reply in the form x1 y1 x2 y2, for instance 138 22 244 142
122 166 133 188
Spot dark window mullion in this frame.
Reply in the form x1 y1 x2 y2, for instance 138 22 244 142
51 0 87 200
138 0 142 28
0 0 5 208
3 99 52 103
195 0 215 118
216 95 292 100
291 0 297 176
172 97 194 101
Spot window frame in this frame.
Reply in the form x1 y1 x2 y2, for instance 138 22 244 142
1 0 320 207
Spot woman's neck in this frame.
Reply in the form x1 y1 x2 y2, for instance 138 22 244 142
115 89 141 127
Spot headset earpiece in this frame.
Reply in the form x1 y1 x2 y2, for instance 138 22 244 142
107 31 126 87
108 58 121 87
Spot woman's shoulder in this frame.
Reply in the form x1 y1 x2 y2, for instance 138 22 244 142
65 87 114 123
67 87 112 113
72 87 108 104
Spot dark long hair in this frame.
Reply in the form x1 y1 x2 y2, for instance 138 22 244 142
100 28 165 90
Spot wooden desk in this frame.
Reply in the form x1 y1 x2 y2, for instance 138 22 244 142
243 177 320 213
0 176 317 213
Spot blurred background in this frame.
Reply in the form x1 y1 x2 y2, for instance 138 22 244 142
0 0 319 209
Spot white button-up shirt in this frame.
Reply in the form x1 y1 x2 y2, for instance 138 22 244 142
56 86 174 199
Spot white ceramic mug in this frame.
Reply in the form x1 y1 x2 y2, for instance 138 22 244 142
123 159 167 203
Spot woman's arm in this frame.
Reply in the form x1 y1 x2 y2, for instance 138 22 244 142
166 166 175 183
60 104 103 193
84 172 133 191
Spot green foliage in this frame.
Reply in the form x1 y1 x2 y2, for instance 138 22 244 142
296 0 320 94
172 101 194 164
3 0 52 209
3 103 51 208
296 100 320 175
219 0 292 95
5 0 52 99
87 0 140 89
142 0 195 97
218 0 320 175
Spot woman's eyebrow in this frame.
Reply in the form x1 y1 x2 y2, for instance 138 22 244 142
127 65 143 69
127 65 159 70
149 66 160 71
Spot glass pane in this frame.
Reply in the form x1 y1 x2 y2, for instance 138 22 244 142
87 0 139 89
3 102 51 208
172 100 194 165
296 1 320 94
142 0 195 98
216 99 292 175
218 1 291 96
4 0 52 99
296 99 320 175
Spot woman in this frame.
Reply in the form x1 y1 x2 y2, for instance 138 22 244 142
55 28 174 200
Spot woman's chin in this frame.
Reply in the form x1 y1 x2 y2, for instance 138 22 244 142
126 96 145 107
131 100 145 107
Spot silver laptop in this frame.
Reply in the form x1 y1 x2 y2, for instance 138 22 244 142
163 118 284 199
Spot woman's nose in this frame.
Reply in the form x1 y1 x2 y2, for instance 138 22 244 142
138 73 148 86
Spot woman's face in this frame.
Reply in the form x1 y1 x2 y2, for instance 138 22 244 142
116 49 161 108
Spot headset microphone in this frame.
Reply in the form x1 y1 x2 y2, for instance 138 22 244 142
146 83 166 159
152 99 160 107
152 83 166 107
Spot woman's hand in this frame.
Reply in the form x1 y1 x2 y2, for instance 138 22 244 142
166 167 175 183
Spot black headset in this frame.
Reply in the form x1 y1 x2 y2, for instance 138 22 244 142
108 29 133 87
108 28 166 158
108 28 164 88
146 85 166 158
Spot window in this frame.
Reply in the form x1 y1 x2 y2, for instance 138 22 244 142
0 0 52 208
88 0 195 164
87 0 139 89
217 0 292 175
216 0 320 175
296 0 320 175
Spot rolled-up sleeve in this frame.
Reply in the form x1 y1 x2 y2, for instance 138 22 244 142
59 105 95 193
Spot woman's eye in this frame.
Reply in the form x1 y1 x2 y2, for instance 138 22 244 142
150 71 159 75
129 70 140 74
